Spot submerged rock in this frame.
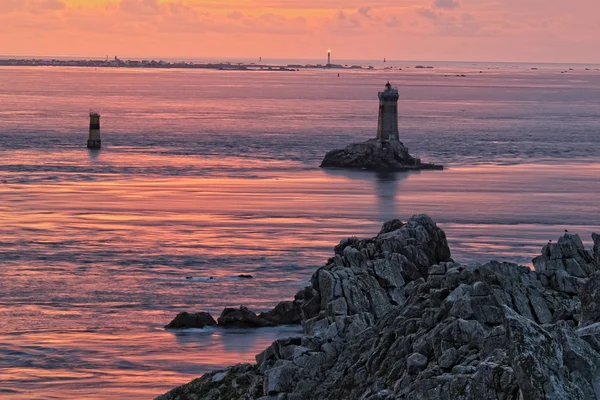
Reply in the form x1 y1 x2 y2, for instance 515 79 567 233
320 139 443 171
164 312 217 329
157 218 600 400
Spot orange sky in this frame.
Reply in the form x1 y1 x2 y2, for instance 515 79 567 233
1 0 599 63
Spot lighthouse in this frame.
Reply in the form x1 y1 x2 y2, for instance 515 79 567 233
327 49 331 66
376 82 399 142
87 111 101 149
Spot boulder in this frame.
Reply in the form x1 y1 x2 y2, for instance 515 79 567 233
218 306 275 328
320 139 442 171
406 353 428 375
164 312 217 329
259 301 303 325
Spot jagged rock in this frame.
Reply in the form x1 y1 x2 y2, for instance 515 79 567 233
593 233 600 268
407 353 428 375
259 301 302 325
155 363 261 400
264 363 297 395
320 139 443 171
164 311 217 329
218 306 276 328
379 219 405 235
505 308 566 399
301 214 450 338
580 272 600 326
533 233 596 294
438 348 458 369
157 217 600 400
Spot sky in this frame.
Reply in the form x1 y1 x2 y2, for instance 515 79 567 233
1 0 599 63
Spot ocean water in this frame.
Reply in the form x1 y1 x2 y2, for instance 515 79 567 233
1 64 599 399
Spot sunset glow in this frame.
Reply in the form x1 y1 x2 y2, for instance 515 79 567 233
1 0 599 62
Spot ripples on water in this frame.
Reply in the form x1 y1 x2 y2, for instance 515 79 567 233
0 65 599 399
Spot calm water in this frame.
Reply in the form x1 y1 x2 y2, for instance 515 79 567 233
1 64 600 399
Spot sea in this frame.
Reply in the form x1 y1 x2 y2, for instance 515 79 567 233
1 60 599 399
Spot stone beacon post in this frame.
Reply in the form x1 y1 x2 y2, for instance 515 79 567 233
87 111 101 149
376 82 400 142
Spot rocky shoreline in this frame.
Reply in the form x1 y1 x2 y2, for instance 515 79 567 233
320 140 443 171
157 215 600 400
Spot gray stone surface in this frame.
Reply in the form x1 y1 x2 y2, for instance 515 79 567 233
581 272 600 326
157 216 600 400
533 233 596 294
407 353 429 375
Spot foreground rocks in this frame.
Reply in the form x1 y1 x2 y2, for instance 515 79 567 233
157 215 600 400
320 139 443 171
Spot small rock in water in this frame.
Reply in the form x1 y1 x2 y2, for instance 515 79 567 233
165 312 217 329
217 306 275 328
237 274 253 279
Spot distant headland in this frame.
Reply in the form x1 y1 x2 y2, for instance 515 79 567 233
0 57 375 72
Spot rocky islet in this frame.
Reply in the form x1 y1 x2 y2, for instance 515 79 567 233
319 139 443 172
158 215 600 400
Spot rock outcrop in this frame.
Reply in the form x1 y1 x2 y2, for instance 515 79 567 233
164 312 217 329
157 215 600 400
217 306 277 328
320 139 443 171
533 233 596 295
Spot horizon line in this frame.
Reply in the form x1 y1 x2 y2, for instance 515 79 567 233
1 55 600 66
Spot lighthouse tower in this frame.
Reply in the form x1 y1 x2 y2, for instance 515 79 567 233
87 111 101 149
376 82 399 142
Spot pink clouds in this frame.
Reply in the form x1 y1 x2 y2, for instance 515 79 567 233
0 0 598 62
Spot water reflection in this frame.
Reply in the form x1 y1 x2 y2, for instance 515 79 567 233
374 171 414 222
321 168 417 222
87 148 101 161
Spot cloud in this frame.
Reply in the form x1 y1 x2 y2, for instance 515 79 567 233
357 6 371 18
418 8 439 20
433 0 459 10
119 0 159 15
39 0 66 11
227 11 243 20
0 0 25 13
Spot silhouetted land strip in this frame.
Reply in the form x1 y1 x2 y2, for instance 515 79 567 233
0 58 371 71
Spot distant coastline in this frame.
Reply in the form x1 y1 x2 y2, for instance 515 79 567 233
0 57 374 71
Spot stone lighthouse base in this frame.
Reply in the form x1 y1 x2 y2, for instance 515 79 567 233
320 139 443 171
